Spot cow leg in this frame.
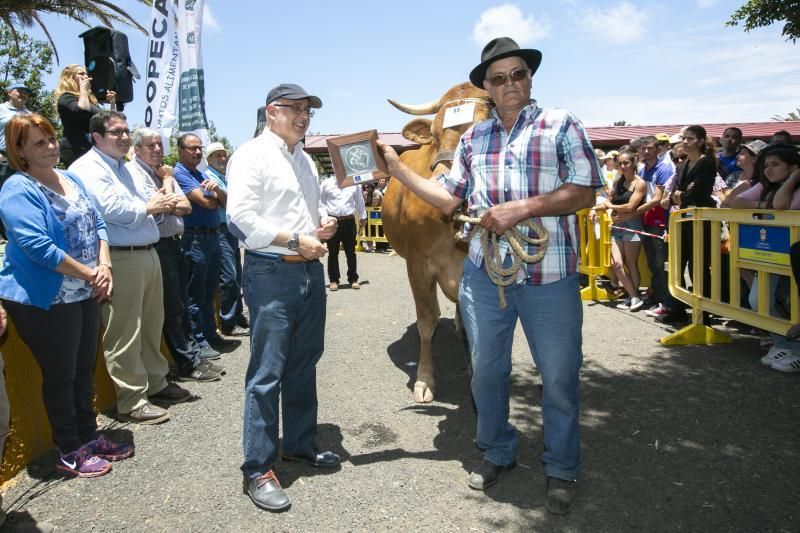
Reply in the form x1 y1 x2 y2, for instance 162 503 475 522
407 259 439 403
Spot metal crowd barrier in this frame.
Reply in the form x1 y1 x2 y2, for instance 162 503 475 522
357 207 389 251
576 208 651 301
661 208 800 345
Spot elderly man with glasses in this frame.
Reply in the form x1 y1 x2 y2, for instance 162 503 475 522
378 38 602 514
70 110 190 424
173 133 237 355
227 83 338 512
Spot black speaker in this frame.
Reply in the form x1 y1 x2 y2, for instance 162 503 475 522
79 26 141 110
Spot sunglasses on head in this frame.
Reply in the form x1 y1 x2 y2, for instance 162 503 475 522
486 69 529 87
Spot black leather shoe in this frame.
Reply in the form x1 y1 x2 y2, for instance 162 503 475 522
208 336 238 350
545 476 577 515
467 460 515 490
237 315 250 329
281 449 340 468
243 470 290 512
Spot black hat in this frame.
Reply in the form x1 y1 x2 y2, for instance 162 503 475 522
266 83 322 108
469 37 542 87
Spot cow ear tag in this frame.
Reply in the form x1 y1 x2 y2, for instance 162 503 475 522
442 101 476 129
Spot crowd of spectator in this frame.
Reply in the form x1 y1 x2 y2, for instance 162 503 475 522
592 127 800 374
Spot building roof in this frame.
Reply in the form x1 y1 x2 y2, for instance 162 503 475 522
585 122 800 148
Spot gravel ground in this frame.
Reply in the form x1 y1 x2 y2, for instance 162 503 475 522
2 251 797 532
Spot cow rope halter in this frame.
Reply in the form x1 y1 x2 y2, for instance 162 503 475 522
453 214 549 309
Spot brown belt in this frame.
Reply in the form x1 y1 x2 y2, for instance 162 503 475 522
281 254 313 263
335 215 355 221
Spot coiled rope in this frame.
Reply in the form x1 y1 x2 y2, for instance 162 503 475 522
454 214 549 309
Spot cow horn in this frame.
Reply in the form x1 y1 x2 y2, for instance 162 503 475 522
387 98 441 116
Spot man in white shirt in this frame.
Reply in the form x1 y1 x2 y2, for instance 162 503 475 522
319 176 367 290
227 83 338 513
0 83 32 183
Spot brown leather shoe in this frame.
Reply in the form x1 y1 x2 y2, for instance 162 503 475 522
149 382 191 405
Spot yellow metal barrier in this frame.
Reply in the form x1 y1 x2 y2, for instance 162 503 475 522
661 208 800 345
577 208 651 301
358 207 389 251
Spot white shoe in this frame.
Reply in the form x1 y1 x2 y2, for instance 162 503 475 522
616 298 631 310
760 346 791 366
629 297 644 312
771 353 800 373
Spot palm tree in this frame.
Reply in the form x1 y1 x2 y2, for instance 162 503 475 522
0 0 148 62
772 107 800 121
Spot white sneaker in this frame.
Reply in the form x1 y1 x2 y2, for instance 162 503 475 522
629 297 644 312
616 298 631 310
760 346 791 366
771 353 800 373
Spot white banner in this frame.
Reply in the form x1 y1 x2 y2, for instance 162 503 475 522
143 0 179 152
176 0 210 147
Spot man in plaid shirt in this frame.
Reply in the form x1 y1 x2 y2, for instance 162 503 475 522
380 37 602 515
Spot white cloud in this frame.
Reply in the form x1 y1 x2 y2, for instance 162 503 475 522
203 3 221 32
576 2 648 44
472 4 551 46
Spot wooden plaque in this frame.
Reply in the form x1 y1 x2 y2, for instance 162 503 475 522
326 130 389 188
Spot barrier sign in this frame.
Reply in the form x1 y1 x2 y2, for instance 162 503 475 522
738 224 790 266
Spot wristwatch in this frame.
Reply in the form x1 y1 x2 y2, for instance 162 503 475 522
286 232 300 251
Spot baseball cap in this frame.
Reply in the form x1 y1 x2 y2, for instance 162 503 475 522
7 82 31 94
740 139 768 157
265 83 322 108
655 133 670 143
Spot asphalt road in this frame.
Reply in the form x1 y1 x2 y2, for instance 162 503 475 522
2 251 797 532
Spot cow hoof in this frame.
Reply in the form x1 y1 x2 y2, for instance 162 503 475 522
413 382 434 403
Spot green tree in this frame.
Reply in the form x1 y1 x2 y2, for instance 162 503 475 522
727 0 800 43
0 25 58 127
772 107 800 121
0 1 147 62
613 120 628 126
162 122 231 167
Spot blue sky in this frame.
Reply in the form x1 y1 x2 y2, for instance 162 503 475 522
28 0 800 148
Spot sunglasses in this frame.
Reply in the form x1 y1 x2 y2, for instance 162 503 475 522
486 69 529 87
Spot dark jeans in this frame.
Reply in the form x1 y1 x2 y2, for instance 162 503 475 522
155 236 202 371
4 298 100 453
680 221 712 299
219 225 244 329
642 224 675 307
327 217 358 284
241 253 326 478
181 229 222 344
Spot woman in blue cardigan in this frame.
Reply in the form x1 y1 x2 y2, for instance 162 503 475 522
0 114 132 478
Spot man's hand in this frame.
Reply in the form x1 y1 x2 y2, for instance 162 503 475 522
298 234 328 260
376 141 402 175
146 191 174 214
480 201 529 234
201 179 220 194
0 304 6 336
317 216 337 240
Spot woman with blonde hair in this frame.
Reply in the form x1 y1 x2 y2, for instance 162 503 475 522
55 64 116 166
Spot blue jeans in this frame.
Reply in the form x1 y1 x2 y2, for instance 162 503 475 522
219 225 244 330
459 258 583 480
181 230 221 344
240 253 326 478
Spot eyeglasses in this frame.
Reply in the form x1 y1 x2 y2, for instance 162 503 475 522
673 155 688 162
486 69 529 87
273 104 315 117
104 129 130 138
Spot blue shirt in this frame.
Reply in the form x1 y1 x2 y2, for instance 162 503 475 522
203 166 228 225
174 163 220 228
69 147 159 246
0 170 107 309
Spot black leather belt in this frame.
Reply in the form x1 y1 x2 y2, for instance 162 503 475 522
159 235 181 242
335 215 355 221
185 227 218 234
110 244 155 251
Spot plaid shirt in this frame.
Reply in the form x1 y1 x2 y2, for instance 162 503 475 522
439 100 603 285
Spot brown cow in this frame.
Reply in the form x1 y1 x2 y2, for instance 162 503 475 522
382 82 493 403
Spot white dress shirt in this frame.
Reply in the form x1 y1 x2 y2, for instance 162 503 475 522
126 158 186 238
319 176 366 219
226 129 326 254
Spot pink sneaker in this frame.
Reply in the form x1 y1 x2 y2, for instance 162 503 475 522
56 446 112 478
88 434 134 461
